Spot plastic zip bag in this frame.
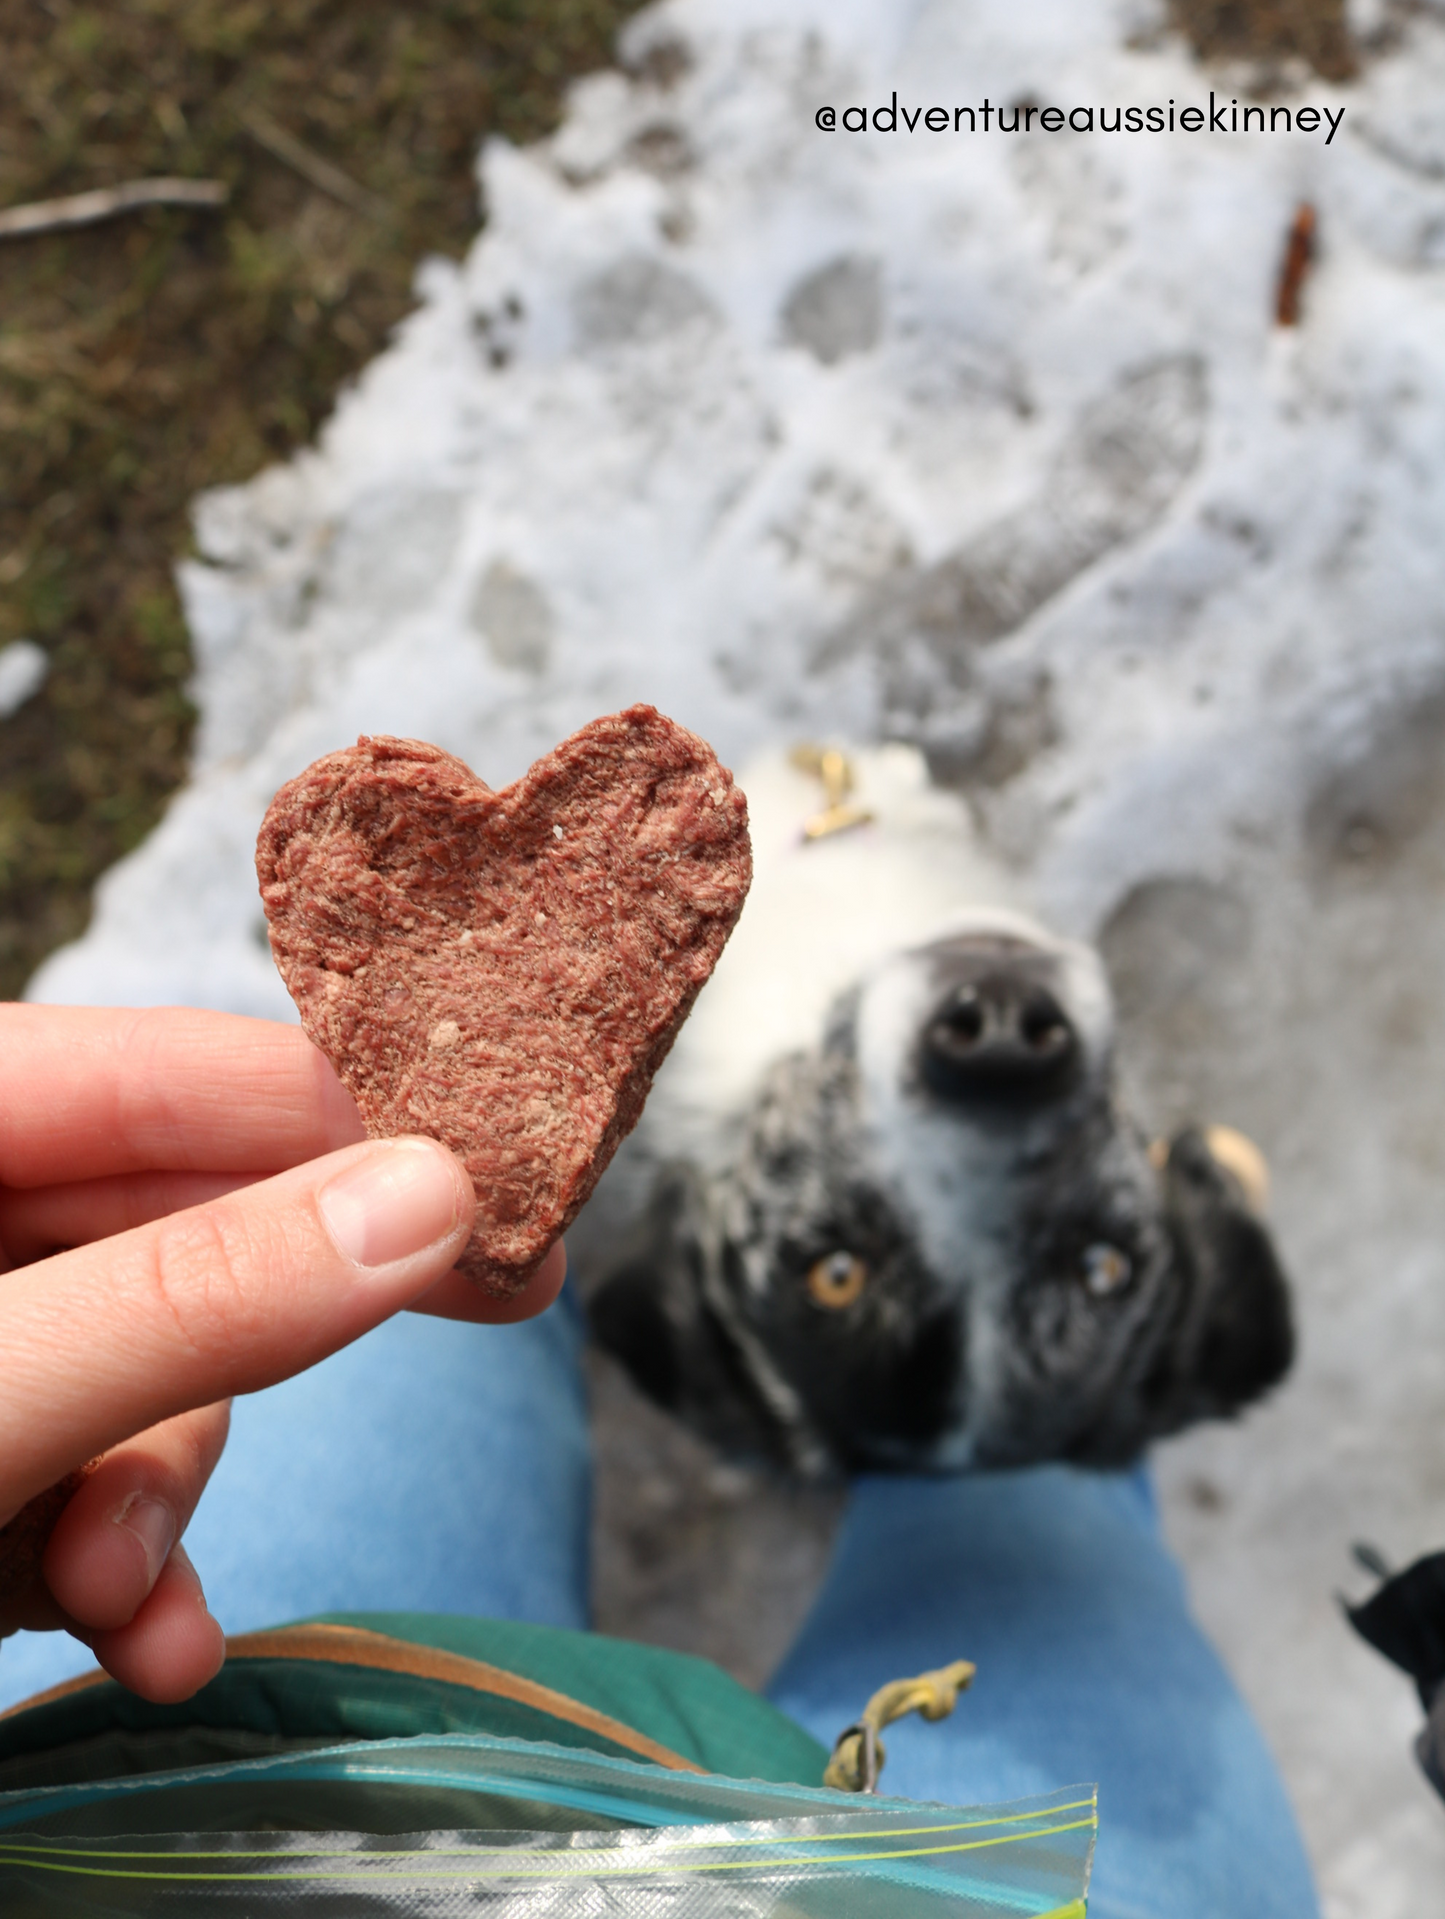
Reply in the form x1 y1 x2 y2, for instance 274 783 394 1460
0 1731 1094 1916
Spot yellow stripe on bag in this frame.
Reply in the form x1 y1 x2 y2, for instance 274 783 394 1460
0 1816 1097 1883
0 1796 1097 1863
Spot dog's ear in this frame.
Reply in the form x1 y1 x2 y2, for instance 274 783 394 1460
587 1166 790 1465
1145 1125 1295 1429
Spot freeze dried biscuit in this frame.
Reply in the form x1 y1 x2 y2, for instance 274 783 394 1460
257 706 751 1296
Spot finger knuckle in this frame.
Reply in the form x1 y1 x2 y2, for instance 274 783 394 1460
142 1207 269 1367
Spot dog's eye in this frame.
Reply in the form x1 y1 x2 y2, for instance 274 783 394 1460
1081 1243 1132 1298
806 1250 868 1310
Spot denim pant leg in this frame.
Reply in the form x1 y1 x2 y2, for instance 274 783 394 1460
0 1287 592 1713
767 1466 1320 1919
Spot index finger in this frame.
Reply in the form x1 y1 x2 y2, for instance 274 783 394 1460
0 1135 475 1509
0 1007 365 1189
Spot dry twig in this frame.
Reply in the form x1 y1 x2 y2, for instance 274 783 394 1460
240 107 390 220
1275 202 1317 327
0 177 228 241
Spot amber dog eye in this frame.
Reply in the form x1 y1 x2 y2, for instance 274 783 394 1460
1082 1243 1132 1298
806 1250 868 1309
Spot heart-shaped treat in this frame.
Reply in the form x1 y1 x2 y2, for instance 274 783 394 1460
257 706 751 1296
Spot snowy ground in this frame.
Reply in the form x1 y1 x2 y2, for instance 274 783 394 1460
15 0 1445 1906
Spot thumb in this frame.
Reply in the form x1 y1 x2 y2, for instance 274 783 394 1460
0 1137 475 1515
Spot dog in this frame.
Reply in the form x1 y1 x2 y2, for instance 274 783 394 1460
579 744 1293 1478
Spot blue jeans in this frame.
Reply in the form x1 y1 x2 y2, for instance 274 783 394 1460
1 1289 1319 1917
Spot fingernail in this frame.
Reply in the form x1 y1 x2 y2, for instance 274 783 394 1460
113 1495 176 1583
318 1139 464 1270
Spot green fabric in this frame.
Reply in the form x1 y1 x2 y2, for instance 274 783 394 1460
0 1614 828 1795
316 1612 828 1785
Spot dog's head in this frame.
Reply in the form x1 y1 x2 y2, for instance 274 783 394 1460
590 928 1293 1475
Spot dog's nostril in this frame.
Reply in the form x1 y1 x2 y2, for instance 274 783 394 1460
941 988 984 1045
1021 993 1069 1054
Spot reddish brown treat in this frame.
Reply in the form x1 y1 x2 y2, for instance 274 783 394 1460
0 1465 97 1618
257 705 751 1296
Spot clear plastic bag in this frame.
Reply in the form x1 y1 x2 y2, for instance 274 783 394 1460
0 1731 1094 1916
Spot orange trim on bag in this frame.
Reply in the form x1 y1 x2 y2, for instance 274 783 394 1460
0 1621 703 1773
0 1669 106 1720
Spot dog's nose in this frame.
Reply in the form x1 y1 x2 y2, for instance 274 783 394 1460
921 975 1077 1096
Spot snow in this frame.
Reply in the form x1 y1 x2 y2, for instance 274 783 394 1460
20 0 1445 1901
0 639 47 719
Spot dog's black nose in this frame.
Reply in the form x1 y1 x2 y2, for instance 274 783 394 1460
921 974 1077 1097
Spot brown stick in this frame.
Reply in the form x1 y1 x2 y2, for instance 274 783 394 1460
240 107 389 220
1275 202 1317 327
0 177 228 241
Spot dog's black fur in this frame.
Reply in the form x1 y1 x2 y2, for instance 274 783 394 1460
590 930 1293 1477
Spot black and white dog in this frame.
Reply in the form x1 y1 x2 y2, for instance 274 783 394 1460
580 745 1293 1478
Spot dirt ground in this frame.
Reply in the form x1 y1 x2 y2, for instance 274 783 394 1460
1168 0 1357 81
0 0 642 998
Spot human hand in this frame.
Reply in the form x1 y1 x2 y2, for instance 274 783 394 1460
0 1005 565 1703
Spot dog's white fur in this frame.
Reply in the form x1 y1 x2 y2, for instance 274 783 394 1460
645 741 1111 1176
